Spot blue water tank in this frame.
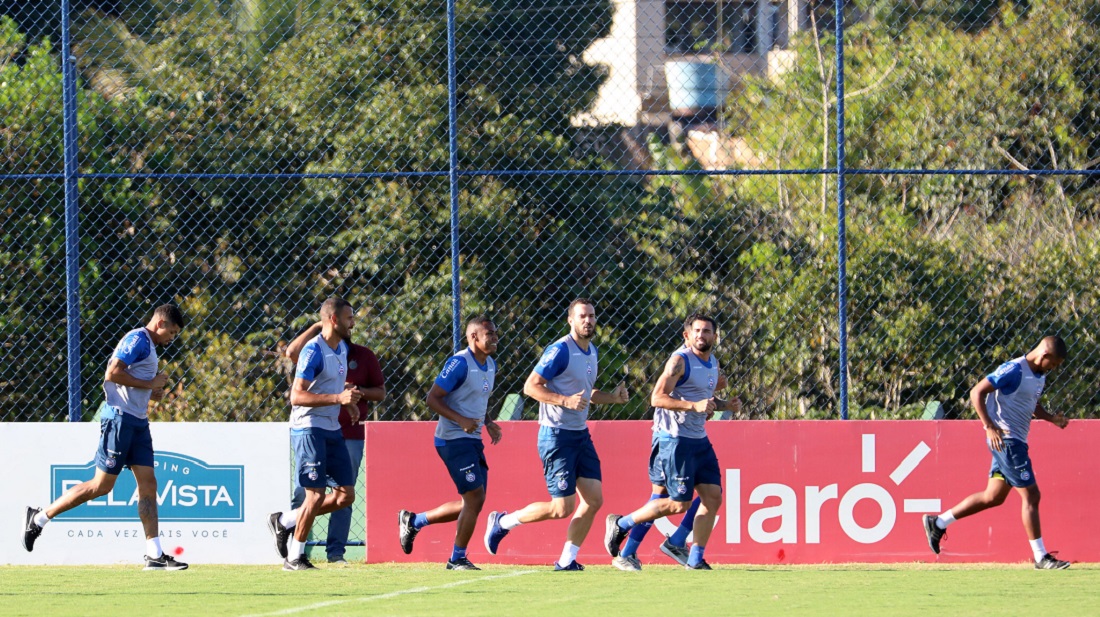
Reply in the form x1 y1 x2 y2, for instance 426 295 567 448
665 61 726 111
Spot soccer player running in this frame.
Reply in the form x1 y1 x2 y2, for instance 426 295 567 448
268 297 361 570
923 336 1071 569
282 318 386 564
484 298 629 570
398 316 503 570
22 304 188 571
605 313 740 570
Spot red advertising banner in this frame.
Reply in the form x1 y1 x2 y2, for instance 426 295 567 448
364 421 1097 565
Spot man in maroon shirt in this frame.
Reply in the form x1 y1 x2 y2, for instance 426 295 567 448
285 320 385 563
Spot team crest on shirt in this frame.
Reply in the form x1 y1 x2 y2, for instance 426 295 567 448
482 378 490 392
465 471 476 483
586 361 593 375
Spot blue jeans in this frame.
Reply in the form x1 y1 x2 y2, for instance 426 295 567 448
291 438 364 560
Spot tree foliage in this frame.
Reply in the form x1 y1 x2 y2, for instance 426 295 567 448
2 0 1098 421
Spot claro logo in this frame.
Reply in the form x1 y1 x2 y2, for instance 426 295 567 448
50 452 244 523
725 434 940 544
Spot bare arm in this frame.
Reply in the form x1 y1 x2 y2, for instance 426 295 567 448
291 377 359 408
426 383 479 433
709 372 739 414
105 358 166 391
650 355 710 413
713 395 741 413
284 322 323 363
524 372 587 411
1033 401 1069 429
591 384 629 405
357 385 386 402
969 378 1004 450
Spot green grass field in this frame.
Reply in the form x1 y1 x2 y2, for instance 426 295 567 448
1 562 1097 616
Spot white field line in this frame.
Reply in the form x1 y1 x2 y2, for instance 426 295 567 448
241 569 538 617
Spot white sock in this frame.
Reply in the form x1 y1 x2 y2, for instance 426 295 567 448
146 537 163 559
279 509 298 529
289 537 305 559
33 511 50 527
557 542 580 567
499 513 523 530
936 511 956 529
1030 538 1047 562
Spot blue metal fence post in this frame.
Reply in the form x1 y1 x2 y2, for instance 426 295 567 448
447 0 461 352
61 0 83 422
835 0 849 420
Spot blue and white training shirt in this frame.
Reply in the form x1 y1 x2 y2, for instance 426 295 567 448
653 346 721 439
534 335 598 431
433 347 496 441
103 328 159 419
290 334 349 432
985 356 1045 444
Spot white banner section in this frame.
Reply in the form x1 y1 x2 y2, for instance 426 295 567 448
0 422 289 565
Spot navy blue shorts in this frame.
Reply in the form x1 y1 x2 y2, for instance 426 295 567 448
537 426 602 498
647 432 666 485
95 406 154 475
292 428 355 489
989 438 1036 488
436 438 489 495
657 434 721 501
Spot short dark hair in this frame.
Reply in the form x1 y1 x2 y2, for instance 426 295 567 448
568 297 595 316
153 304 186 328
683 312 717 332
1043 335 1068 359
320 296 353 320
467 314 494 329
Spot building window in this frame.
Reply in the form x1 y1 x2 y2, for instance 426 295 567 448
665 1 758 55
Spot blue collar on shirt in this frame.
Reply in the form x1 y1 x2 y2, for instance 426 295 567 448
568 335 593 355
467 347 490 371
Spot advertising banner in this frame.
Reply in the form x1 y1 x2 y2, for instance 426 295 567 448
364 420 1098 565
0 423 290 565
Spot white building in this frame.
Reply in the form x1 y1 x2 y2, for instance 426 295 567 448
577 0 806 127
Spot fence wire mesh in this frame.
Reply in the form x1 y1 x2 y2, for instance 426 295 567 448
1 0 1099 427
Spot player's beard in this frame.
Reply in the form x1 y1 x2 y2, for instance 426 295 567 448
578 324 595 339
693 339 713 353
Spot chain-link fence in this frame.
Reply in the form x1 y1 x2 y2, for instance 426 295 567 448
2 0 1099 425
